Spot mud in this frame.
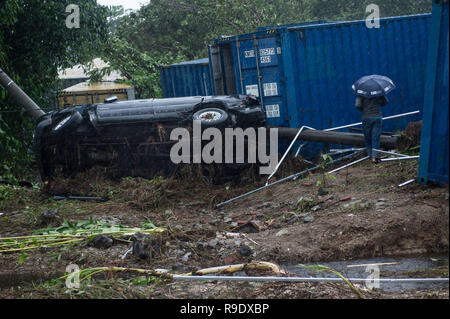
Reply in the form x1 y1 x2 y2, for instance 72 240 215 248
0 158 448 299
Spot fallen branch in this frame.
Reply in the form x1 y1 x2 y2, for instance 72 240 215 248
190 261 286 276
55 261 286 285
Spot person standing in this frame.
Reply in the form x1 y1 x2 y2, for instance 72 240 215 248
355 95 388 163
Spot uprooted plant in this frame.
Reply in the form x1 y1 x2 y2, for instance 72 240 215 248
0 217 165 254
299 264 365 299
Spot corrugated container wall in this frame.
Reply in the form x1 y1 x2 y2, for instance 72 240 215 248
210 14 431 155
160 58 214 98
418 1 449 185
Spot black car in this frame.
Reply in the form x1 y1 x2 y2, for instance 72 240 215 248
33 95 266 180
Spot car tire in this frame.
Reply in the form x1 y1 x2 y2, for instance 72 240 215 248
51 111 83 135
193 108 229 128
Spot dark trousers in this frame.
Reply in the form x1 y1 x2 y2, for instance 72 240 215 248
362 117 382 158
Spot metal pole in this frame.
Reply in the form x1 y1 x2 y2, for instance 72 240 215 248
266 125 316 185
0 68 45 120
381 156 420 162
328 148 365 155
398 179 416 188
217 165 320 208
327 156 370 174
372 148 409 158
294 142 308 157
324 110 420 132
216 151 362 208
172 275 449 284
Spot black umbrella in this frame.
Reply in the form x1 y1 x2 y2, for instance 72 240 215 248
351 75 395 98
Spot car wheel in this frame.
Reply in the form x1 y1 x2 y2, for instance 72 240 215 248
193 108 229 128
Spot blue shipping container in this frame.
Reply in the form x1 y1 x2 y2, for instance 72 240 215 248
160 58 214 98
256 20 328 32
418 1 449 185
210 14 432 155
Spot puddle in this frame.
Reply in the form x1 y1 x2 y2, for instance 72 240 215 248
282 255 449 292
0 256 448 293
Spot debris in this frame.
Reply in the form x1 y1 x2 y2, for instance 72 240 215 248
132 232 152 260
340 196 352 202
224 232 240 238
398 179 416 188
209 219 219 226
258 202 273 209
231 220 261 233
208 239 218 249
216 150 362 208
172 262 187 272
275 229 289 237
40 209 59 225
92 235 114 249
347 262 398 268
297 197 314 206
318 187 329 196
53 195 109 202
311 205 321 212
182 252 192 262
121 247 133 260
0 219 165 254
326 199 340 208
239 244 253 257
380 156 420 162
173 225 183 231
241 233 259 246
327 156 370 174
193 261 286 276
417 201 442 209
164 209 173 216
302 182 313 187
378 198 387 202
317 195 333 204
375 202 387 211
223 255 237 265
303 216 315 224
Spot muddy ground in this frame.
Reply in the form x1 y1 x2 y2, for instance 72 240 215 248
0 157 448 299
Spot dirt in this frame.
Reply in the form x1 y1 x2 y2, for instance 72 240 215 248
0 157 448 299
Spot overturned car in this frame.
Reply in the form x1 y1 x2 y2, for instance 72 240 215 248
1 68 267 181
35 95 267 180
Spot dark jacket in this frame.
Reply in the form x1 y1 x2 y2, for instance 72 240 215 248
355 95 388 119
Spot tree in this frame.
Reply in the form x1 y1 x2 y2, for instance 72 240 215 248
308 0 431 21
0 0 109 181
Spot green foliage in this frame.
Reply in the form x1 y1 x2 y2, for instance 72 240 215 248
296 197 316 213
0 0 109 180
317 154 335 187
308 0 431 21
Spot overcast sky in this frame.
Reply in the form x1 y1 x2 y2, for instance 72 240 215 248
97 0 149 10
